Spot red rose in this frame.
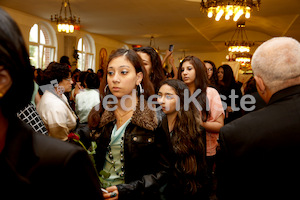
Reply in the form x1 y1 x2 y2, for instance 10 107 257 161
68 133 80 141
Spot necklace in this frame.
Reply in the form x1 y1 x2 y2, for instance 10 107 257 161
107 137 125 177
115 109 133 124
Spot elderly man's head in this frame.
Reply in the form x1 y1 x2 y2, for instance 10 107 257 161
252 37 300 102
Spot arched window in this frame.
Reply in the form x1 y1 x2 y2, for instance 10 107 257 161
29 22 57 69
77 34 95 71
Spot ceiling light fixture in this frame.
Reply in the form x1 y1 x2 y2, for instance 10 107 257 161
199 0 261 21
51 0 80 33
225 21 254 53
235 52 252 65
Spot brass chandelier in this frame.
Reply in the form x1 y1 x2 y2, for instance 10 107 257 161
225 21 254 53
199 0 261 21
235 52 252 64
51 0 80 33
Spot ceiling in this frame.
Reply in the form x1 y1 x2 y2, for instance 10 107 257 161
1 0 300 54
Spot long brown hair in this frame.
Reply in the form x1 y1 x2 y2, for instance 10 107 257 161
88 49 154 129
159 79 206 195
133 46 166 92
178 56 209 122
217 64 236 89
204 60 218 86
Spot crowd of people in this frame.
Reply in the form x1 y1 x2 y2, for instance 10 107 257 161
1 8 300 200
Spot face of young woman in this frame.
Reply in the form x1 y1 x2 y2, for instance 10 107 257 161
107 55 142 99
181 61 196 86
137 52 152 77
59 73 73 93
218 67 224 81
205 62 213 80
157 84 178 115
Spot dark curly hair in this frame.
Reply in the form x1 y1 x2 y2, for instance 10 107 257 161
43 62 71 84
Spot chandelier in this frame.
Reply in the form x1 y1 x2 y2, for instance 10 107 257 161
199 0 261 21
235 52 252 65
51 0 80 33
225 21 254 53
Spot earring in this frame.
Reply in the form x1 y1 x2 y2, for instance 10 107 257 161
138 83 144 94
104 84 109 94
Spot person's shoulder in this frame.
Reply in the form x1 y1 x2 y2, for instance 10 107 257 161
75 90 85 97
222 108 265 130
40 91 62 105
206 86 221 99
207 86 218 94
220 107 270 146
76 89 98 98
10 119 83 160
33 133 85 163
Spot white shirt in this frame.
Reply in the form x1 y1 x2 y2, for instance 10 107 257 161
37 90 77 140
75 89 100 123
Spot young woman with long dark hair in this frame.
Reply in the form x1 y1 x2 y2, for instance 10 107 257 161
157 79 208 199
88 48 171 200
217 64 243 124
178 56 224 195
204 60 218 88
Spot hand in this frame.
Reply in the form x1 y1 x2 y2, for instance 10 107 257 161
225 106 233 118
227 106 233 113
165 50 173 57
73 82 83 99
76 82 84 91
103 186 119 200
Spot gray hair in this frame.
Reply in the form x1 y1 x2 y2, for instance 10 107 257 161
251 37 300 91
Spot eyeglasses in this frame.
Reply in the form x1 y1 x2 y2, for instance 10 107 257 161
64 78 72 82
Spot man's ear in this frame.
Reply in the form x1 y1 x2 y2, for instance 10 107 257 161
136 72 143 85
0 68 12 97
254 75 266 94
254 75 271 103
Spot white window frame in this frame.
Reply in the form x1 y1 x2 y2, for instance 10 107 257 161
77 34 95 71
29 22 57 69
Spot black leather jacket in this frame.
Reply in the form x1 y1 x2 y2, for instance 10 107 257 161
93 102 171 200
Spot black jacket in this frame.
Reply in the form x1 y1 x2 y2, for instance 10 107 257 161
94 101 171 200
217 85 300 200
0 118 103 199
218 82 243 124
